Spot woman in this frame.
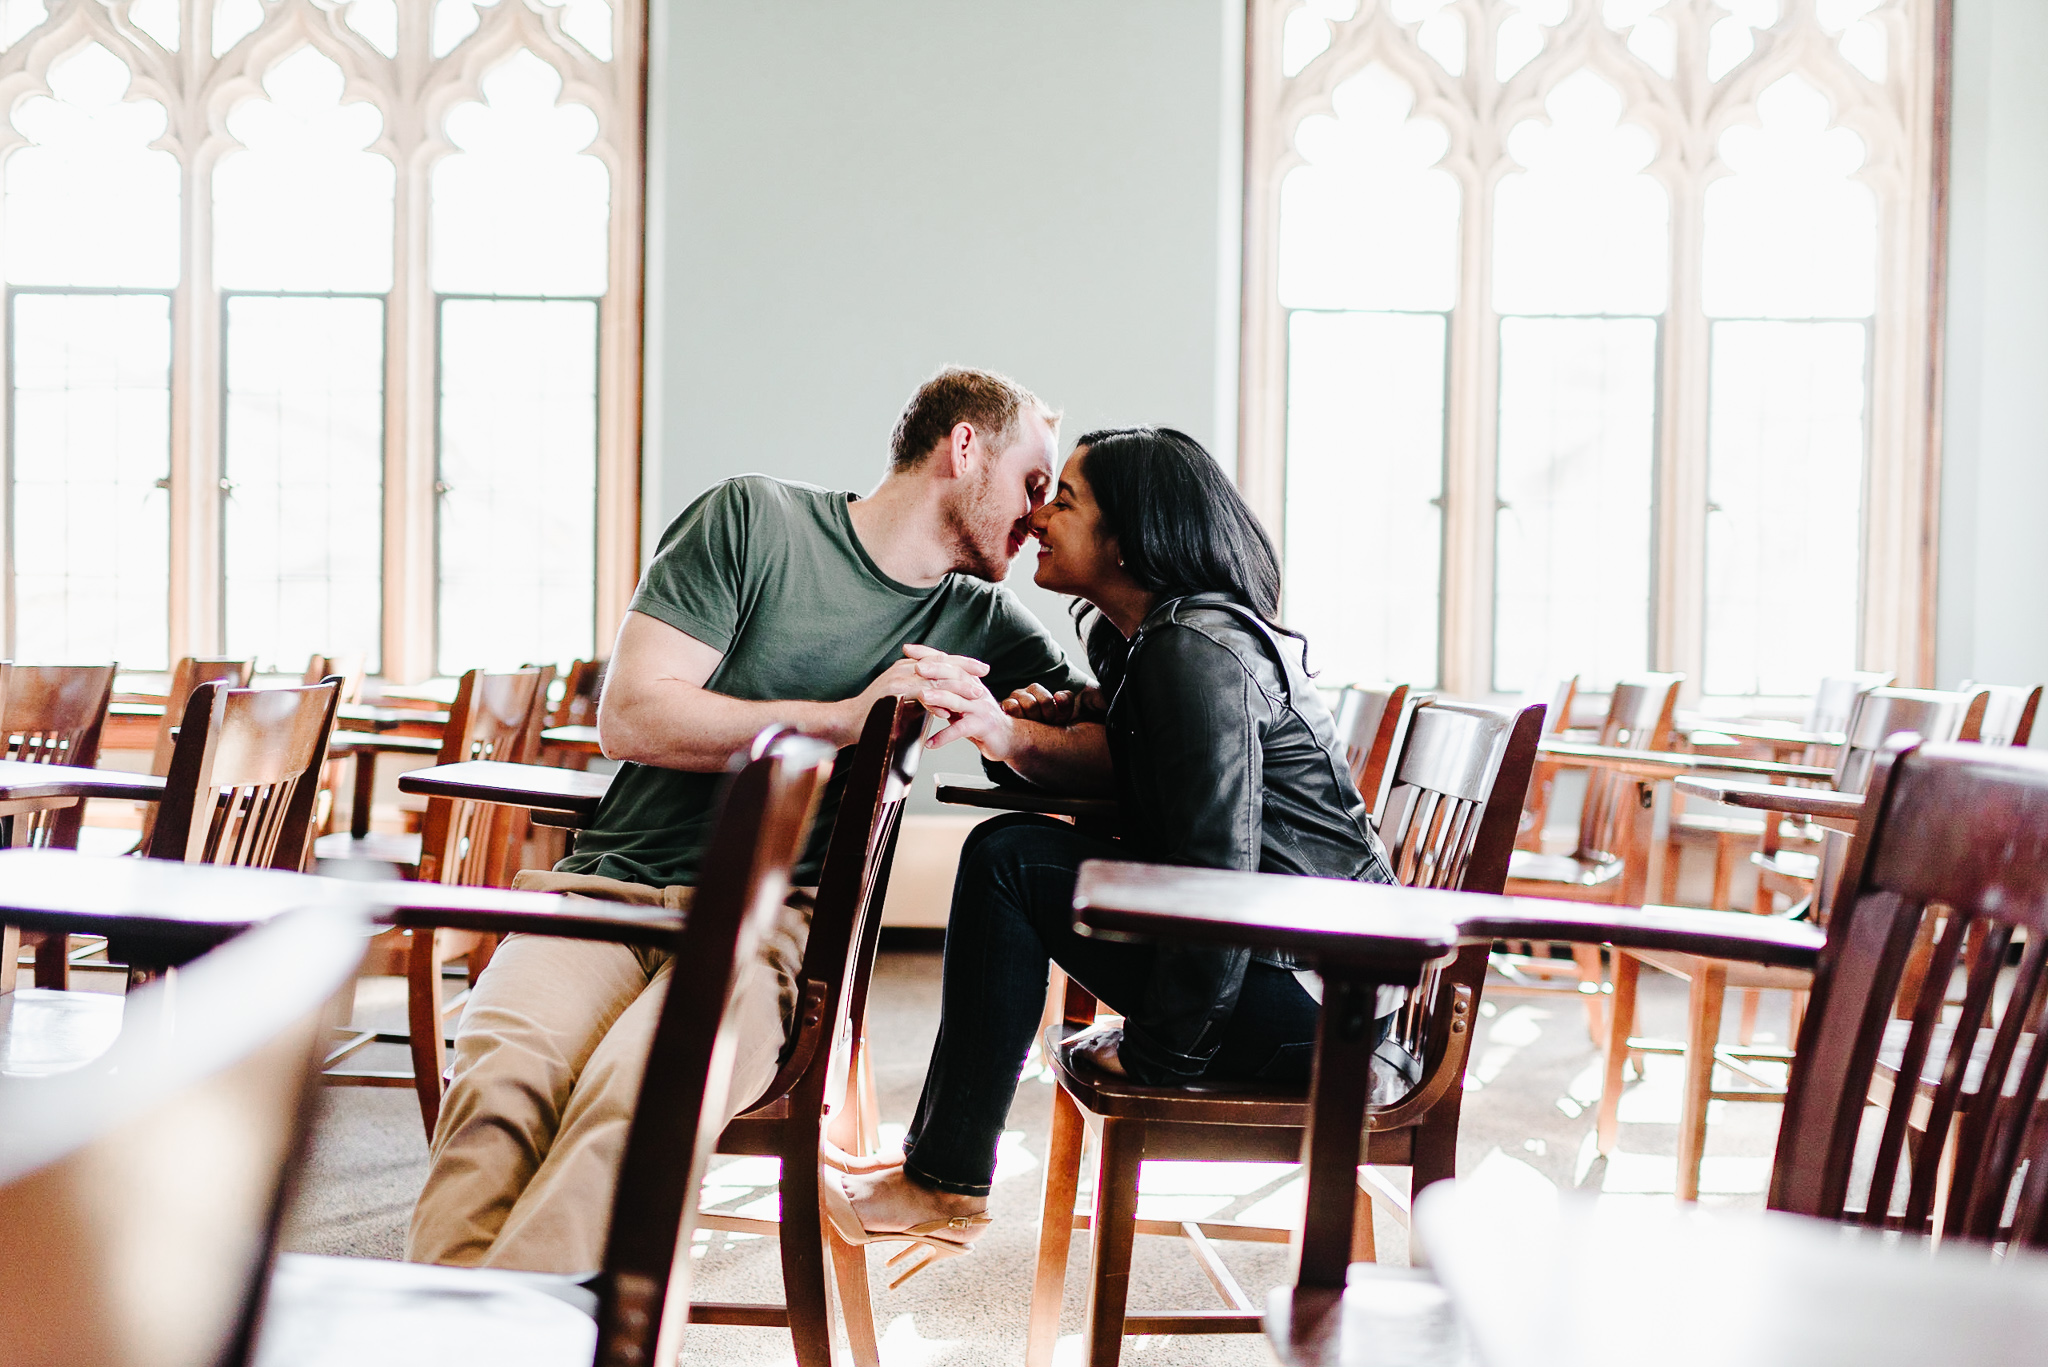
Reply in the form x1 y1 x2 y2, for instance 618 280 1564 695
824 426 1394 1271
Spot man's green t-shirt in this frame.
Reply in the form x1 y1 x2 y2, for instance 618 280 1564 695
559 475 1091 888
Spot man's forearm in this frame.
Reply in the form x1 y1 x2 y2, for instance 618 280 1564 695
1000 720 1113 793
599 682 854 770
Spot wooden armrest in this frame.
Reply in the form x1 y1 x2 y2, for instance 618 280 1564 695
1674 778 1864 826
933 772 1121 821
1071 860 1457 970
1458 901 1823 971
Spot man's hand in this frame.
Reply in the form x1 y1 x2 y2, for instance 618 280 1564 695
899 643 1018 761
1001 683 1107 727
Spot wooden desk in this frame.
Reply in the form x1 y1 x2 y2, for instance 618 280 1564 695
0 848 582 974
1538 740 1836 784
398 761 613 832
1674 776 1865 833
933 771 1122 823
0 761 165 846
326 732 445 839
335 703 450 734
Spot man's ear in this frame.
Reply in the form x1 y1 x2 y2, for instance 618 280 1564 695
944 421 977 479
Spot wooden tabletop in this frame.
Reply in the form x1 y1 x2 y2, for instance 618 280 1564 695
1676 713 1846 749
1539 740 1836 784
398 760 612 817
327 732 445 758
1417 1179 2048 1367
541 724 603 753
0 760 165 807
1070 861 1824 971
933 771 1122 822
0 848 589 957
1674 777 1865 830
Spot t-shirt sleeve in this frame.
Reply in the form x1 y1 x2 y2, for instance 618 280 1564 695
628 480 757 652
974 589 1095 698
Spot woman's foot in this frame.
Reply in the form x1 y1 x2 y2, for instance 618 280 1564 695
839 1167 988 1238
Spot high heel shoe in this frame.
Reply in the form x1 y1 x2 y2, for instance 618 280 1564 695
819 1170 991 1289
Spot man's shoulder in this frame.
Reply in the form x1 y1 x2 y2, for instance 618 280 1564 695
704 473 847 517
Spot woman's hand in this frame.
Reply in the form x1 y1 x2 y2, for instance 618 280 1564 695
1000 683 1107 727
900 643 1020 762
1065 1024 1126 1077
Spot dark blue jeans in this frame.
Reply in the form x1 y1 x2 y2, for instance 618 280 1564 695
901 815 1322 1196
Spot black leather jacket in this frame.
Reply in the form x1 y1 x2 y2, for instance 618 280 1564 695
1098 593 1394 1083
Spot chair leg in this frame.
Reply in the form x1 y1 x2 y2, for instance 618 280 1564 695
1082 1118 1144 1367
1350 1182 1377 1263
1027 1087 1087 1367
1736 989 1761 1046
1 925 18 994
1709 833 1736 910
1572 944 1607 1046
405 929 449 1140
1598 952 1641 1156
826 1225 881 1367
777 1147 834 1367
1676 963 1728 1203
32 932 67 991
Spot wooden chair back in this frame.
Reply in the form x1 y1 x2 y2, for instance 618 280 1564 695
1804 671 1894 735
302 653 366 704
549 657 606 729
1569 673 1682 865
415 667 547 888
595 730 836 1367
0 907 363 1367
2 663 116 849
152 658 257 777
1833 687 1987 797
1514 676 1578 852
1373 700 1546 1118
1330 684 1415 826
1770 739 2048 1245
147 679 341 870
730 697 924 1125
1957 682 2040 748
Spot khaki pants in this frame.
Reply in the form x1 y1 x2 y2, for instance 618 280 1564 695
404 869 811 1273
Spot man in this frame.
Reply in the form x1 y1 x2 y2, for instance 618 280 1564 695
407 367 1099 1272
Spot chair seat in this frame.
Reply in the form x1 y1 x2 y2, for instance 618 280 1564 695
0 986 124 1077
1875 1019 2042 1100
1264 1268 1476 1366
1628 947 1814 993
1049 1028 1311 1129
313 830 423 870
256 1253 597 1367
1505 849 1624 890
1751 849 1820 881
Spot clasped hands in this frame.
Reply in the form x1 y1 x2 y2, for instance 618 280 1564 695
863 643 1103 762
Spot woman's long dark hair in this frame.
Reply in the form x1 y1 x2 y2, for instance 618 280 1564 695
1066 426 1299 679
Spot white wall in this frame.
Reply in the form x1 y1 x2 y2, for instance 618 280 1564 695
644 0 1244 621
1937 0 2048 692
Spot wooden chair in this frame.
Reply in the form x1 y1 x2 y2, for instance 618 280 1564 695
1600 685 1990 1201
1023 698 1545 1367
256 729 838 1367
318 667 549 1136
146 677 344 873
303 651 367 702
1267 739 2048 1366
1958 681 2041 747
2 662 116 851
540 658 606 770
1492 672 1682 1040
1512 675 1578 853
0 907 366 1367
693 695 925 1367
1662 670 1891 908
1327 683 1421 825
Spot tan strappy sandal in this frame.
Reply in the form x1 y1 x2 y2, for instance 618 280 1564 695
821 1138 905 1175
819 1170 991 1289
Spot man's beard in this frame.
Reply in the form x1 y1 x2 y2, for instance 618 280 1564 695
942 468 1016 582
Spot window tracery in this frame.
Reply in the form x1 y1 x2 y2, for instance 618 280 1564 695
0 0 643 677
1245 0 1942 697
